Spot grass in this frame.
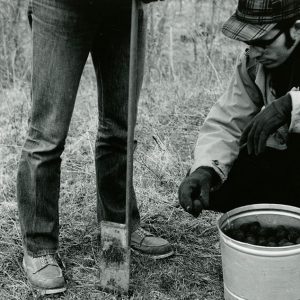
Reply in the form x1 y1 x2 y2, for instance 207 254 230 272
0 70 229 300
0 0 244 299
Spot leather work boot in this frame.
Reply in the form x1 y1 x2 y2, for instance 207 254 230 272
131 227 174 259
23 253 66 295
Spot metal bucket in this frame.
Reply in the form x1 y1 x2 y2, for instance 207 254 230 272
217 204 300 300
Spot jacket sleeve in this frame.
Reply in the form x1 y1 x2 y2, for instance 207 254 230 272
289 90 300 132
190 53 263 184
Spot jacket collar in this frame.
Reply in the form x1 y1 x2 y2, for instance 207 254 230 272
246 53 267 102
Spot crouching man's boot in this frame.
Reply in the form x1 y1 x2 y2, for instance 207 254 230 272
23 253 66 295
131 227 174 259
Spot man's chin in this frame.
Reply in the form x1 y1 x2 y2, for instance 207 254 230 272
259 60 278 69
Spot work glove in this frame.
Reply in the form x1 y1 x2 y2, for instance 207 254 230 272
240 93 292 156
178 167 217 217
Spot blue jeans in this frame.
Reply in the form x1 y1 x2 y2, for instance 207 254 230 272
18 0 146 256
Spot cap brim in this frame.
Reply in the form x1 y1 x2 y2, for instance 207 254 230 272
222 13 277 42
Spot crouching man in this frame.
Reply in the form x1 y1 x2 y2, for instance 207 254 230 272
179 0 300 216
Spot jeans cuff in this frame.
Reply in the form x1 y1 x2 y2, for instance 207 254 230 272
131 220 141 233
24 248 57 258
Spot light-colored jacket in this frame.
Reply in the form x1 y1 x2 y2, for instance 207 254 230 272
190 49 300 184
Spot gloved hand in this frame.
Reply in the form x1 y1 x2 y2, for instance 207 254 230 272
178 167 217 217
240 93 292 155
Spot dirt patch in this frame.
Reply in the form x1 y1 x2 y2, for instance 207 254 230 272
102 238 126 265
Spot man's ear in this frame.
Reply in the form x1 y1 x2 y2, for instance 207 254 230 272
290 20 300 40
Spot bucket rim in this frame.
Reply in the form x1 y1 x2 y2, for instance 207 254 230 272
217 203 300 257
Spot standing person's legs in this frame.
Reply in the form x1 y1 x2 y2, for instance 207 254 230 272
17 0 96 292
92 1 173 258
92 1 145 230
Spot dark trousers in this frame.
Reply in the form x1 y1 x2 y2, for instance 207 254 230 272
209 134 300 213
17 0 146 256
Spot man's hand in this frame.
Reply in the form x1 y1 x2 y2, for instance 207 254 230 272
240 93 292 155
178 167 216 217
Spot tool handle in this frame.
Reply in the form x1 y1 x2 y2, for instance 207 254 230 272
126 0 139 247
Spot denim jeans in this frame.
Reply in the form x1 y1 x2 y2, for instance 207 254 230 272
209 134 300 212
18 0 146 256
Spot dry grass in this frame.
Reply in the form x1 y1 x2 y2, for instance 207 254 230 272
0 0 244 299
0 70 231 300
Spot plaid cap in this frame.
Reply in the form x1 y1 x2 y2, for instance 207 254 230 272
222 0 300 42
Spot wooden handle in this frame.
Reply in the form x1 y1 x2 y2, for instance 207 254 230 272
126 0 139 247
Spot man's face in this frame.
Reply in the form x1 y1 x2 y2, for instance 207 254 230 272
248 27 299 69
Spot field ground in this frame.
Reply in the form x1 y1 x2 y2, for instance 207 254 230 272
0 1 243 299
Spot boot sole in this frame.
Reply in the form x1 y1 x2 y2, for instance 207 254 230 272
32 285 67 296
131 248 174 260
